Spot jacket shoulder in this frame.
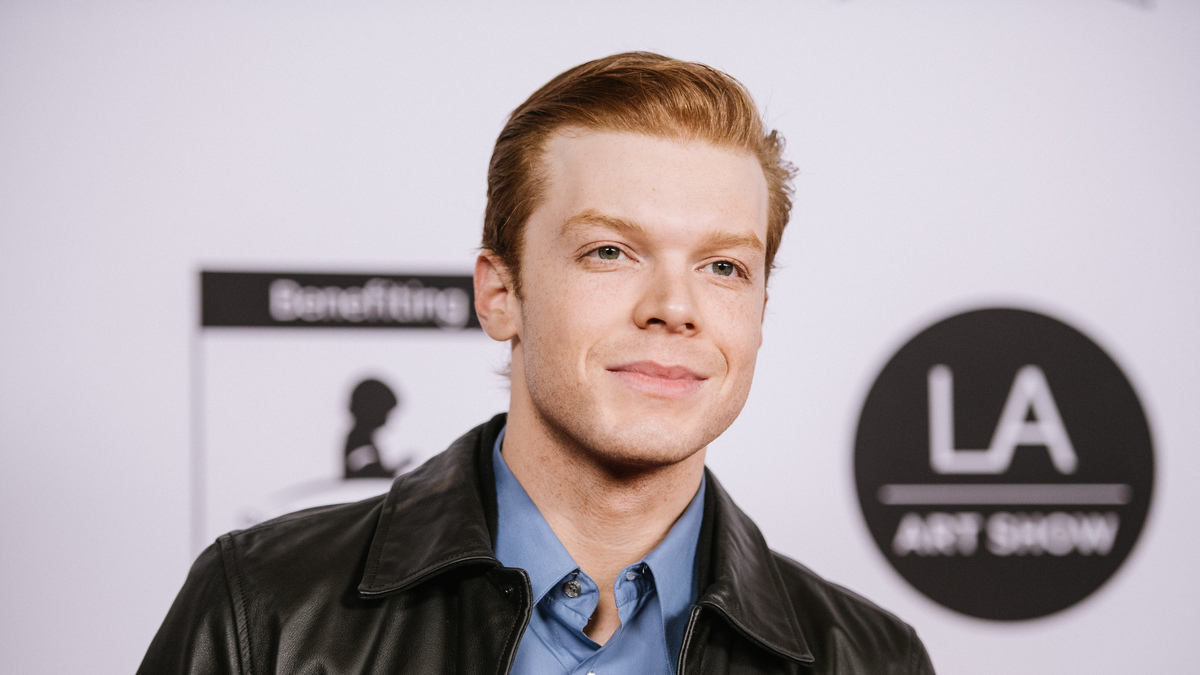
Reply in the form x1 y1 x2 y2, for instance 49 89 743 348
770 552 936 674
137 498 388 675
219 494 387 600
137 541 247 674
223 495 386 553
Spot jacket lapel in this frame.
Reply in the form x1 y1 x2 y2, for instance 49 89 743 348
357 415 506 597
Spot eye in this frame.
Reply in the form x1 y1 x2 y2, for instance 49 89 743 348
588 245 624 261
703 260 740 277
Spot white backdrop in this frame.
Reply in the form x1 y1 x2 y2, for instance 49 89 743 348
2 1 1198 673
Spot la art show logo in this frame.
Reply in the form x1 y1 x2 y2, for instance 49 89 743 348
854 308 1154 620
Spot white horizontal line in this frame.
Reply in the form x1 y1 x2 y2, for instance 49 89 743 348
877 483 1132 506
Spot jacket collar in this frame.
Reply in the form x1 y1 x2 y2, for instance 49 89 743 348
697 468 815 664
357 414 814 665
357 415 503 595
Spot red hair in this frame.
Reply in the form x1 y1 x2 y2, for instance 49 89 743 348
482 51 795 294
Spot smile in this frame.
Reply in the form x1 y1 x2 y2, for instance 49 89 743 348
606 361 707 399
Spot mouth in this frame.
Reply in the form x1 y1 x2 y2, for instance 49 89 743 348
606 361 707 399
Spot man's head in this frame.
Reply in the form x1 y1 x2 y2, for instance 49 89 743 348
475 52 794 471
482 51 795 297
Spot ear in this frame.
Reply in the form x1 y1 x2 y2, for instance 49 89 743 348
474 252 520 342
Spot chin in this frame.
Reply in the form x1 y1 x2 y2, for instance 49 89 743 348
550 406 733 474
592 435 701 472
523 360 753 474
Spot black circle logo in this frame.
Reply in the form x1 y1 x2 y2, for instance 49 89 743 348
854 308 1154 620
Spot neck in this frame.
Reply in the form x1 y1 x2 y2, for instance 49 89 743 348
500 395 705 644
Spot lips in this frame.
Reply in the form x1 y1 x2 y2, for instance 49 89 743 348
607 360 706 398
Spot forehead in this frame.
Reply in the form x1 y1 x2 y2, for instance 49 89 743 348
532 129 769 242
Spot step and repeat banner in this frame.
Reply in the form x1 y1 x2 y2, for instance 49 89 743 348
3 2 1197 674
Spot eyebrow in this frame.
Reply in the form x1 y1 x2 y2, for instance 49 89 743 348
700 230 764 253
561 208 764 252
560 209 646 238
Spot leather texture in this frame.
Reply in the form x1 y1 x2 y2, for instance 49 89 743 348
139 414 935 674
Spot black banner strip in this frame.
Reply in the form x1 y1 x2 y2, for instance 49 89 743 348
200 271 480 330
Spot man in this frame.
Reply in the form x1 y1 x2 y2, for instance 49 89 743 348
140 52 935 674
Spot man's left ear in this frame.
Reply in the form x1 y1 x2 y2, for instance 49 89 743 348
474 252 520 342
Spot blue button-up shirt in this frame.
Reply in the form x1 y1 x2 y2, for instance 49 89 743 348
492 428 705 675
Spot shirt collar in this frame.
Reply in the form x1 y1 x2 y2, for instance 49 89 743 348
492 426 584 604
491 425 706 621
642 469 705 627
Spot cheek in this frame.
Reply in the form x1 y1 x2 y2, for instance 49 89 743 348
714 298 765 372
520 277 615 366
537 271 629 326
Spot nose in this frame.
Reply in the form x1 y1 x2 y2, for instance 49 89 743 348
633 263 699 335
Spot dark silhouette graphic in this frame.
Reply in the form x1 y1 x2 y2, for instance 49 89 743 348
344 378 411 479
236 375 418 529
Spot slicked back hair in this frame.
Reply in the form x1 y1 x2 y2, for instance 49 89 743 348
482 51 796 296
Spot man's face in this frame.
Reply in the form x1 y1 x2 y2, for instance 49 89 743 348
503 130 769 469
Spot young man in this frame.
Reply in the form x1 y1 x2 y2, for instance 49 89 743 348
140 52 935 674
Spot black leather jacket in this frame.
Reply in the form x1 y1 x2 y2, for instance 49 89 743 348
139 415 935 674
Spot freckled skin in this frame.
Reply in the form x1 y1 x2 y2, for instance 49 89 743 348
514 130 769 470
474 129 770 643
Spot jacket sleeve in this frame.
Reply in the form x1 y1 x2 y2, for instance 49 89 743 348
136 541 248 675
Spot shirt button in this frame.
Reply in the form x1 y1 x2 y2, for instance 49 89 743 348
563 579 582 598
